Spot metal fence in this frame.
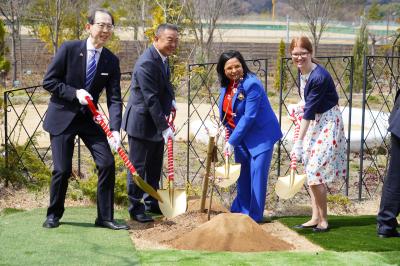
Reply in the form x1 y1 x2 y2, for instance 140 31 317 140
3 56 399 202
358 56 400 200
3 72 133 182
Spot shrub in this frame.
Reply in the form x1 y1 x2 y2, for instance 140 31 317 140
79 155 128 206
0 139 51 190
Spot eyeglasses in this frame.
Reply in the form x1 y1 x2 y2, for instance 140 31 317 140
291 52 309 58
94 23 114 31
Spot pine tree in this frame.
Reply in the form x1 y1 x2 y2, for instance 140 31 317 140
353 17 368 93
274 39 287 92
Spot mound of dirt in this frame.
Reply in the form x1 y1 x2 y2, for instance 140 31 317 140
129 198 302 252
171 213 294 252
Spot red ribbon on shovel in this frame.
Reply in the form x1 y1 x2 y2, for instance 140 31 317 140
85 96 163 202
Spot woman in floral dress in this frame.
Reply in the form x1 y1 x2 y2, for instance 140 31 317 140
289 36 347 232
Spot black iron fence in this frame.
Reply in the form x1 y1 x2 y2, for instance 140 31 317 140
3 56 399 202
358 56 400 200
3 72 133 182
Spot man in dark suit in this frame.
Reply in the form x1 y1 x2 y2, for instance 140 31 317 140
122 23 178 223
42 8 128 230
377 89 400 238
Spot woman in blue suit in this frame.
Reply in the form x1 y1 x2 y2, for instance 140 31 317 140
217 50 282 222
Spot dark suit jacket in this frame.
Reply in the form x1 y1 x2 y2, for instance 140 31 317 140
389 89 400 138
42 40 122 135
122 45 174 141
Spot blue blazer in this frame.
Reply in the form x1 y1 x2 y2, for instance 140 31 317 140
122 45 174 142
218 74 282 157
302 64 338 120
43 40 122 135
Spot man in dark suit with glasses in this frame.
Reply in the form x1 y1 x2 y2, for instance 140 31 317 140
42 8 128 230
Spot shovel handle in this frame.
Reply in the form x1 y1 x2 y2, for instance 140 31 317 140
166 107 176 182
85 96 137 175
290 111 302 170
167 108 176 132
167 136 174 182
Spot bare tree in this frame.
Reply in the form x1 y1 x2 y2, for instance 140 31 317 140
287 0 343 54
184 0 233 62
0 0 28 83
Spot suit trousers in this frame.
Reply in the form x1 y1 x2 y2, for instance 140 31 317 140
47 113 115 221
377 134 400 234
231 144 273 222
127 136 164 215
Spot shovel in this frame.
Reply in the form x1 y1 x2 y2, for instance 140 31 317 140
85 97 163 202
275 112 306 199
215 128 241 188
158 110 187 219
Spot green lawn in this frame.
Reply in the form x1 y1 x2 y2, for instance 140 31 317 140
0 207 399 265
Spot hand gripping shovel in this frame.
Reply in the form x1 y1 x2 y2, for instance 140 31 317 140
158 110 187 219
275 112 306 199
85 96 163 203
215 128 241 188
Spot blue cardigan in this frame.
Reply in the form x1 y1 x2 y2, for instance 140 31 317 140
302 64 338 120
218 74 282 157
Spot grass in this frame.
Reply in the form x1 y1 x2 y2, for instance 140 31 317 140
279 215 400 252
0 207 139 265
0 207 399 265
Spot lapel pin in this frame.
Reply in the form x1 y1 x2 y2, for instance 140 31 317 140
79 53 83 56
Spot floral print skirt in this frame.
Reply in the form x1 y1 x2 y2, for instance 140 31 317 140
303 105 347 186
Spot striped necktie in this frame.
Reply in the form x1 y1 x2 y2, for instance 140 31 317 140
85 50 97 88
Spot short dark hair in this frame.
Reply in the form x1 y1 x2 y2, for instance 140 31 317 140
87 8 114 25
155 23 178 36
216 50 253 88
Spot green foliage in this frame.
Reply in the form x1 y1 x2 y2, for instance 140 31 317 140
327 194 353 214
0 208 25 216
0 19 10 75
79 155 128 205
352 17 369 93
368 1 384 21
26 0 121 54
273 39 287 92
0 139 51 190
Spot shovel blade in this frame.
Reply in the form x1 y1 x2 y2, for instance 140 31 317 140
275 173 306 199
215 163 241 188
158 188 187 219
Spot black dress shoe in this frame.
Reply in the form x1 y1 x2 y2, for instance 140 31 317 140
145 208 162 215
131 213 154 223
95 219 129 230
293 224 318 229
313 226 329 233
43 218 60 228
378 231 400 238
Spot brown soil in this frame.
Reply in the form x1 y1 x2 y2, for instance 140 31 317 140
128 197 322 252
